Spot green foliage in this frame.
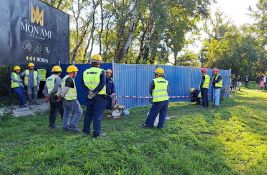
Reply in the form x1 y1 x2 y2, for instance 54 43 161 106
0 89 266 174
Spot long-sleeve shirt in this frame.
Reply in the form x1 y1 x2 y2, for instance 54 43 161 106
20 70 40 87
82 68 106 95
10 73 24 87
212 74 223 88
43 75 62 97
106 77 115 95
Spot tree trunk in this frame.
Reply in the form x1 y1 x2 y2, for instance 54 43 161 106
115 0 138 62
98 0 104 55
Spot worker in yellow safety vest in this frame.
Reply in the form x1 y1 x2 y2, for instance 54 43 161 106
211 68 223 108
60 65 82 132
11 66 26 107
141 68 169 128
20 63 40 105
43 66 64 128
200 68 210 109
82 54 107 138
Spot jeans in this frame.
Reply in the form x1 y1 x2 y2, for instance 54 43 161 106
201 88 209 108
145 100 168 128
27 86 38 103
213 88 221 106
49 99 64 127
83 95 107 137
12 87 25 106
63 99 83 129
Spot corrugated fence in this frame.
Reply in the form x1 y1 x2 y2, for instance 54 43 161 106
61 63 231 108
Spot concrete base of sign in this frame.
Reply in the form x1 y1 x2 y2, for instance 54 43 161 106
0 99 49 117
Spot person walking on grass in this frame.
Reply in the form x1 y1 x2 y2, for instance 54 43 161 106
237 75 242 91
21 63 40 105
60 65 82 132
141 68 169 129
200 68 210 109
11 66 26 108
43 66 64 129
211 68 223 108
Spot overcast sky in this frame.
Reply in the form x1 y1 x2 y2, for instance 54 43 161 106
210 0 257 25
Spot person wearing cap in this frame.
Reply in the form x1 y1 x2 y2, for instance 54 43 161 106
211 68 223 108
11 66 26 107
106 69 115 111
43 66 64 128
200 68 210 109
141 68 169 129
59 65 82 132
82 54 107 138
20 63 40 105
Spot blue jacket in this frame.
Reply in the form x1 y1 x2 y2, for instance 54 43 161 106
106 77 115 95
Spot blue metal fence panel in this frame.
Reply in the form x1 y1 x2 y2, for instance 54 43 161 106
113 64 231 108
61 63 112 105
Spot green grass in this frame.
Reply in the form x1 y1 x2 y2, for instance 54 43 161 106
0 89 267 175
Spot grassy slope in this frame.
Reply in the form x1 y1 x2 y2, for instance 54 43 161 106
0 89 266 175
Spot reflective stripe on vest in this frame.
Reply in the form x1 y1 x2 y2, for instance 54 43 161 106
152 77 169 102
215 74 223 88
24 70 38 86
203 74 210 89
37 69 47 81
83 67 106 95
61 75 77 100
46 74 56 94
11 73 20 88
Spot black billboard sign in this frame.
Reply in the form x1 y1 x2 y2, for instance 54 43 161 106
0 0 69 66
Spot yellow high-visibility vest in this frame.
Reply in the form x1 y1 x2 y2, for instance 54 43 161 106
61 75 77 100
37 69 47 81
83 67 106 95
214 74 223 88
11 72 20 88
152 77 169 102
202 74 210 89
24 70 38 86
46 74 56 94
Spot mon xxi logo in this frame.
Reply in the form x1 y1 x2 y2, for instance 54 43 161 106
31 4 44 26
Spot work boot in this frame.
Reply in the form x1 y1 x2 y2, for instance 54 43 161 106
70 127 81 133
63 126 72 132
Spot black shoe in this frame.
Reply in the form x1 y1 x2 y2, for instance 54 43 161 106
63 127 72 131
139 123 151 128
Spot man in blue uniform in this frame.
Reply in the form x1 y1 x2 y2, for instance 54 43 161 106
211 68 223 108
83 54 107 138
141 68 169 129
200 68 210 109
106 69 115 111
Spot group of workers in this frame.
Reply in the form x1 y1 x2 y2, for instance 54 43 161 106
11 55 224 136
190 67 223 108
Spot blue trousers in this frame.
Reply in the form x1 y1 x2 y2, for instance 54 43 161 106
145 100 168 128
83 95 107 137
201 88 209 108
12 87 25 106
106 95 112 110
213 88 221 106
63 100 83 129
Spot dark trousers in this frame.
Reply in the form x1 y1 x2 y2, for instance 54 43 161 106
245 81 248 88
145 100 168 128
106 95 112 110
49 99 64 127
12 87 25 106
201 88 209 108
83 95 107 137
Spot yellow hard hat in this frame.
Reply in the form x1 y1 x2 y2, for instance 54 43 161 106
106 69 112 74
91 54 103 63
67 65 78 73
14 66 21 71
155 68 164 75
28 63 35 67
190 88 195 93
52 66 62 72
